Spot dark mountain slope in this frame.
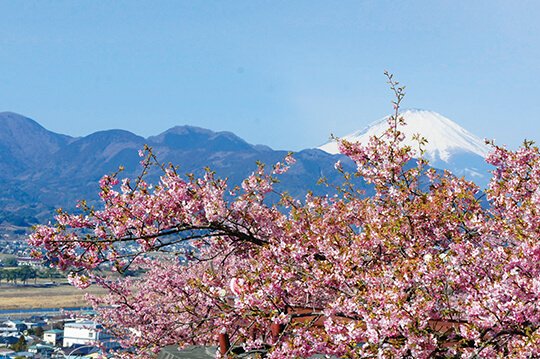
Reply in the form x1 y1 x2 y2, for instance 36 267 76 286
0 115 363 228
0 112 74 176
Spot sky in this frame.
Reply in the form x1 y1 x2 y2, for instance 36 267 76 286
1 1 539 151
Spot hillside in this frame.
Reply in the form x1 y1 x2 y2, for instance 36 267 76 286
0 113 363 236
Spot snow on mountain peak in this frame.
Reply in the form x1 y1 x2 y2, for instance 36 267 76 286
318 109 490 163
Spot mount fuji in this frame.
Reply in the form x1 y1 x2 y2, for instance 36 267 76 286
318 109 494 188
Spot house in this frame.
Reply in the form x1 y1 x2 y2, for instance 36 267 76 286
61 344 103 358
62 321 116 349
26 317 47 330
27 343 55 357
45 316 74 332
43 329 63 346
4 320 27 332
0 336 18 348
0 348 14 358
9 350 33 358
0 325 18 337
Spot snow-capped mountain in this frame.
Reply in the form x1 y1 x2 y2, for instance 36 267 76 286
318 109 494 188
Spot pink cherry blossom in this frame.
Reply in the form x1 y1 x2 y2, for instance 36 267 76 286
28 74 540 358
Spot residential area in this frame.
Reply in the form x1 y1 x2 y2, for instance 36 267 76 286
0 312 120 358
0 244 119 358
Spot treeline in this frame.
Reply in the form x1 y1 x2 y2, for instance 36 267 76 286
0 265 64 284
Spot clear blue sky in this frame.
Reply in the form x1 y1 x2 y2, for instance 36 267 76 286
1 1 539 151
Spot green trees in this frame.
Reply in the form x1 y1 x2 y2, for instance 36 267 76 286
41 267 63 280
11 335 26 352
0 266 40 284
17 265 37 284
34 325 44 338
2 257 18 267
5 269 17 284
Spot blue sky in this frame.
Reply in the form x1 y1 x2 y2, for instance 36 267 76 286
1 1 539 151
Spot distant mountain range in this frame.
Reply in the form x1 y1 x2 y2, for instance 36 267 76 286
0 109 494 231
0 112 363 229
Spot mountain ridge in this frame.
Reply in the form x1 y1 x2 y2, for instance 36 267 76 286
0 112 364 232
0 110 495 234
0 112 75 176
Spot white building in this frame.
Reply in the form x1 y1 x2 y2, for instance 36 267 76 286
16 257 45 267
43 329 63 345
62 321 116 349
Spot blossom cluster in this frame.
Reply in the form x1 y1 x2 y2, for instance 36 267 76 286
28 78 540 358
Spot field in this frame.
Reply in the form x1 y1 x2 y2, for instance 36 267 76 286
0 281 108 310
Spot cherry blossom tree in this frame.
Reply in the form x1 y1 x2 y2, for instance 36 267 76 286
28 73 540 358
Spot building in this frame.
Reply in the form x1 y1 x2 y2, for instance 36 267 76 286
62 321 116 349
43 329 64 346
28 342 56 357
16 257 44 268
61 344 102 358
4 320 27 332
0 348 15 359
